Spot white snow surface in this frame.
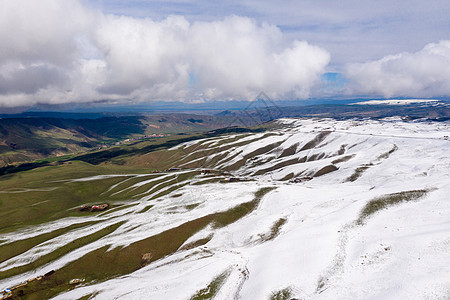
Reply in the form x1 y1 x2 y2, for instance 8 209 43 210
1 117 450 300
352 99 442 105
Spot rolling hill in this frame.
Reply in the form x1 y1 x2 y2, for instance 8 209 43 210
1 101 448 167
0 114 243 167
0 116 449 299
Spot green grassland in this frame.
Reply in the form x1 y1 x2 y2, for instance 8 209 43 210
0 119 281 299
0 114 254 167
0 161 149 233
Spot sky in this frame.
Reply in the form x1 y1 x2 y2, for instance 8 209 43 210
0 0 449 109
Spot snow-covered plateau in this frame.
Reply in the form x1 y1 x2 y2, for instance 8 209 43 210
352 99 447 106
1 117 450 300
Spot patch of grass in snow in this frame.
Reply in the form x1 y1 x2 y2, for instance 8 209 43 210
253 158 302 176
77 292 99 300
306 152 326 162
183 152 229 169
173 172 199 183
259 218 287 242
0 220 99 264
298 131 331 152
179 234 213 251
185 203 200 210
137 204 154 213
279 143 299 158
313 165 338 177
345 164 372 182
316 277 327 293
254 186 278 201
268 218 287 240
280 172 295 181
356 189 429 225
213 187 276 228
376 144 398 161
190 269 231 300
269 287 293 300
331 154 355 164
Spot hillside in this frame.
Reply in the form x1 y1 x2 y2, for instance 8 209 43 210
0 114 240 167
0 117 449 299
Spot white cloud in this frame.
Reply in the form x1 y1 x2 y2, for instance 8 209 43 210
0 1 330 107
0 0 91 65
345 40 450 98
187 16 329 100
91 0 450 69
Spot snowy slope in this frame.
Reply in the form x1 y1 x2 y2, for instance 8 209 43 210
1 117 450 300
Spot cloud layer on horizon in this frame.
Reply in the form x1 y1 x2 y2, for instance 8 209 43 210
0 0 330 107
345 40 450 98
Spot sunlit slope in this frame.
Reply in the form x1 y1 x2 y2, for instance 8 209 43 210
0 117 449 300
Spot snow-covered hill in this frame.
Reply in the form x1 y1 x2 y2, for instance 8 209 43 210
1 117 450 299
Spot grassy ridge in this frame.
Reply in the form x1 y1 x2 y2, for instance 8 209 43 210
6 187 277 299
11 216 214 299
0 221 125 280
0 221 99 264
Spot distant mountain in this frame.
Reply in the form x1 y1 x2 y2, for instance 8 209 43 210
1 102 449 166
273 102 450 119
